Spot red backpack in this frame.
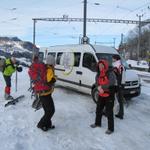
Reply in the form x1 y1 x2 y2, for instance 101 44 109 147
98 72 110 97
28 62 50 94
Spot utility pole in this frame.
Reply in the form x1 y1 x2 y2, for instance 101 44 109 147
33 19 36 46
120 33 125 58
136 14 143 60
83 0 87 38
32 19 38 57
81 0 89 44
121 33 124 45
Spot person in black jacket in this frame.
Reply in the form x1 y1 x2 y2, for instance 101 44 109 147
112 54 125 119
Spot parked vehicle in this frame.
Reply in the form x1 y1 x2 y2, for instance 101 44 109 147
39 44 141 103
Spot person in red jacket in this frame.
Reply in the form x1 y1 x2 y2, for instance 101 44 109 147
28 54 56 131
90 59 117 134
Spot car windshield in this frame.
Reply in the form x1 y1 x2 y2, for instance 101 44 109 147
96 53 130 69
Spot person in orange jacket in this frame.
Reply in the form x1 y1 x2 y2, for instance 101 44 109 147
91 59 117 134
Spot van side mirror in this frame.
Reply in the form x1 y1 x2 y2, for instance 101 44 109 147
128 64 132 68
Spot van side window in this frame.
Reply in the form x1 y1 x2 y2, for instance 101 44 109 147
83 53 97 72
56 52 63 64
48 52 56 58
74 53 81 67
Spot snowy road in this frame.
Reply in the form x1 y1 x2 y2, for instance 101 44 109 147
0 68 150 150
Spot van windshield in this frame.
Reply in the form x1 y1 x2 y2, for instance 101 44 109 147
96 53 130 69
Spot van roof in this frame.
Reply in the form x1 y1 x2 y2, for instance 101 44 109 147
92 45 118 54
40 44 118 54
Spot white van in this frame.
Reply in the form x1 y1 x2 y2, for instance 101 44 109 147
39 44 141 102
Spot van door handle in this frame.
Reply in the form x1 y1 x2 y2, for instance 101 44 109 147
76 71 82 75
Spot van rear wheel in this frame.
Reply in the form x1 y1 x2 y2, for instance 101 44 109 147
91 87 99 104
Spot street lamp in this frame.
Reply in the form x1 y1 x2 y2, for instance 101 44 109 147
94 3 100 6
33 19 36 46
136 14 144 60
32 19 39 56
81 0 90 44
81 1 100 44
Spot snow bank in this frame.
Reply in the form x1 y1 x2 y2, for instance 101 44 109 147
0 68 150 150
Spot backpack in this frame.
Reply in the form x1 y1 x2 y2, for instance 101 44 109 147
113 64 125 85
0 57 5 72
28 62 50 94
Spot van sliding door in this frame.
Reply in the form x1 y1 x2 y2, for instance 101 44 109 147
80 52 97 93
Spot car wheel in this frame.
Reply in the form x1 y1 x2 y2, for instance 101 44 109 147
91 87 99 103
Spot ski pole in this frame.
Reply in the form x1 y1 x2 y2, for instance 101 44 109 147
15 70 18 92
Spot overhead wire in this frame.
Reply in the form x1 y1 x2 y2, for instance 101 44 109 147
95 1 150 45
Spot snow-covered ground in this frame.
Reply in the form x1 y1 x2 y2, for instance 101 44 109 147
0 68 150 150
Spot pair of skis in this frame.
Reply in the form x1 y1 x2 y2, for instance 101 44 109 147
5 95 25 107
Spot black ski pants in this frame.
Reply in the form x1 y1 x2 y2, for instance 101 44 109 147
95 96 114 131
116 86 124 117
38 93 55 128
3 75 11 87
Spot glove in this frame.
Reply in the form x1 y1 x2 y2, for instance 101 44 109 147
98 86 104 94
47 78 56 86
16 66 23 72
15 61 20 66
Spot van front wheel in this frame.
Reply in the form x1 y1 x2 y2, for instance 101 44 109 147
91 87 99 104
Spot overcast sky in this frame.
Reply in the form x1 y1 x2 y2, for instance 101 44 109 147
0 0 150 47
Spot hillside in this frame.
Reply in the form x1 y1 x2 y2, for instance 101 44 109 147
0 36 39 60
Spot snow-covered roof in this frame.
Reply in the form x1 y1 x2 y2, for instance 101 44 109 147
40 44 118 54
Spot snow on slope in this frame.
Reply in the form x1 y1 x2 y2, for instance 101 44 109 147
0 40 31 53
0 68 150 150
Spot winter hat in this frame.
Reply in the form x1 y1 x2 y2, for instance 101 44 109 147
11 57 16 64
46 55 55 66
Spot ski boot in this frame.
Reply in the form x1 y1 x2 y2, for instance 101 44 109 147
4 94 14 100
